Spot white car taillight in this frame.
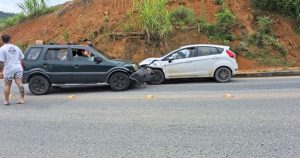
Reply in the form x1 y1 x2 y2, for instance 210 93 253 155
226 50 236 59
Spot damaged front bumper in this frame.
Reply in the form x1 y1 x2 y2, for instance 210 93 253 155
129 67 152 85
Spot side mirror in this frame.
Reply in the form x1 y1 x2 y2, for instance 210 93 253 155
94 57 103 64
168 57 174 63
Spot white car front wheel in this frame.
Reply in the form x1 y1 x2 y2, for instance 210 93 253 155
149 69 165 85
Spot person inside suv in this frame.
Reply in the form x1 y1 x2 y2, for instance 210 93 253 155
73 49 94 62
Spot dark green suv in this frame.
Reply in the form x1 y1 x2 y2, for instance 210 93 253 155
23 44 144 95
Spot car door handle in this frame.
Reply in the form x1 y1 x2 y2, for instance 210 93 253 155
42 63 48 68
74 64 79 69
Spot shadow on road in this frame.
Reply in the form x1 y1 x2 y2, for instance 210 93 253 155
163 78 216 84
50 85 112 94
26 78 239 95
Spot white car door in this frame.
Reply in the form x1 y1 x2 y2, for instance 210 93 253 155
160 48 195 78
192 46 224 77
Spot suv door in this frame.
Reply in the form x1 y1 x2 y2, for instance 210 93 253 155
42 47 74 84
161 48 195 78
192 46 224 76
70 47 113 83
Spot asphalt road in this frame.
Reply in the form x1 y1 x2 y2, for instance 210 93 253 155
0 76 299 158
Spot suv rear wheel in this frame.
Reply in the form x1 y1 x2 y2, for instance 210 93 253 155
28 75 51 95
214 67 232 83
109 72 130 91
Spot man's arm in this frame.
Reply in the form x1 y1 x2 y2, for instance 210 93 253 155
0 61 3 70
20 59 24 69
0 61 4 79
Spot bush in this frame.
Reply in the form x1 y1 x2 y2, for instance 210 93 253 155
216 6 236 29
251 0 300 21
273 43 287 56
18 0 47 16
133 0 172 42
255 16 272 48
199 19 217 35
214 0 224 5
295 25 300 34
62 31 70 42
18 0 57 18
252 0 300 38
0 13 26 30
198 7 236 42
170 6 197 26
257 16 272 34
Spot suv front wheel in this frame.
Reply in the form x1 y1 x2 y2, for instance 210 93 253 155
109 72 130 91
28 75 51 95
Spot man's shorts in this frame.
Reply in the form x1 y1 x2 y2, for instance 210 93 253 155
4 71 23 81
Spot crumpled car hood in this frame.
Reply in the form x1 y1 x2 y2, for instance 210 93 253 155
139 57 161 66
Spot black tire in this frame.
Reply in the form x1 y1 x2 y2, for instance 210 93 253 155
149 69 165 85
28 75 51 95
214 67 232 83
109 72 130 91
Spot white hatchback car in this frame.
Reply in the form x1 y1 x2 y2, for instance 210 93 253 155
140 44 238 84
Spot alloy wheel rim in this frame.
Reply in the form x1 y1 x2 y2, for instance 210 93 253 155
112 76 126 88
218 69 229 80
33 79 46 92
153 72 162 82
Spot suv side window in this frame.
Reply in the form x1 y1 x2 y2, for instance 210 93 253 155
44 48 68 61
72 48 95 62
26 47 43 60
194 47 224 57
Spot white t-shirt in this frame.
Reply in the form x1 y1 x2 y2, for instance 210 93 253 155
0 44 24 74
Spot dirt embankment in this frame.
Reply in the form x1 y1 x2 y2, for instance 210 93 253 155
1 0 299 71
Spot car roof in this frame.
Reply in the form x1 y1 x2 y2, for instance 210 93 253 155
180 44 230 49
30 44 84 47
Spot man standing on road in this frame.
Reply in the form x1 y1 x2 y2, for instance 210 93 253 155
0 34 25 105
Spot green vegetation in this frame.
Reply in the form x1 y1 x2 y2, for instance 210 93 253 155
214 0 224 5
295 25 300 34
257 16 272 34
256 16 272 48
199 6 236 43
216 6 236 30
0 14 27 30
133 0 172 42
248 51 289 66
0 0 57 31
273 43 287 57
0 11 15 19
16 42 28 52
233 15 289 66
62 31 70 42
18 0 46 16
170 6 197 26
251 0 300 19
121 11 141 32
251 0 300 31
103 15 109 23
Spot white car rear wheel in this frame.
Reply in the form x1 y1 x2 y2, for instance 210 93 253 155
214 67 232 83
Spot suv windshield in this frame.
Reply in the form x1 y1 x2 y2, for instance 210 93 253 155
90 47 112 60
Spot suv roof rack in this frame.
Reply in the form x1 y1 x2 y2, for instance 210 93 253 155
48 42 60 45
46 42 80 45
67 42 79 45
